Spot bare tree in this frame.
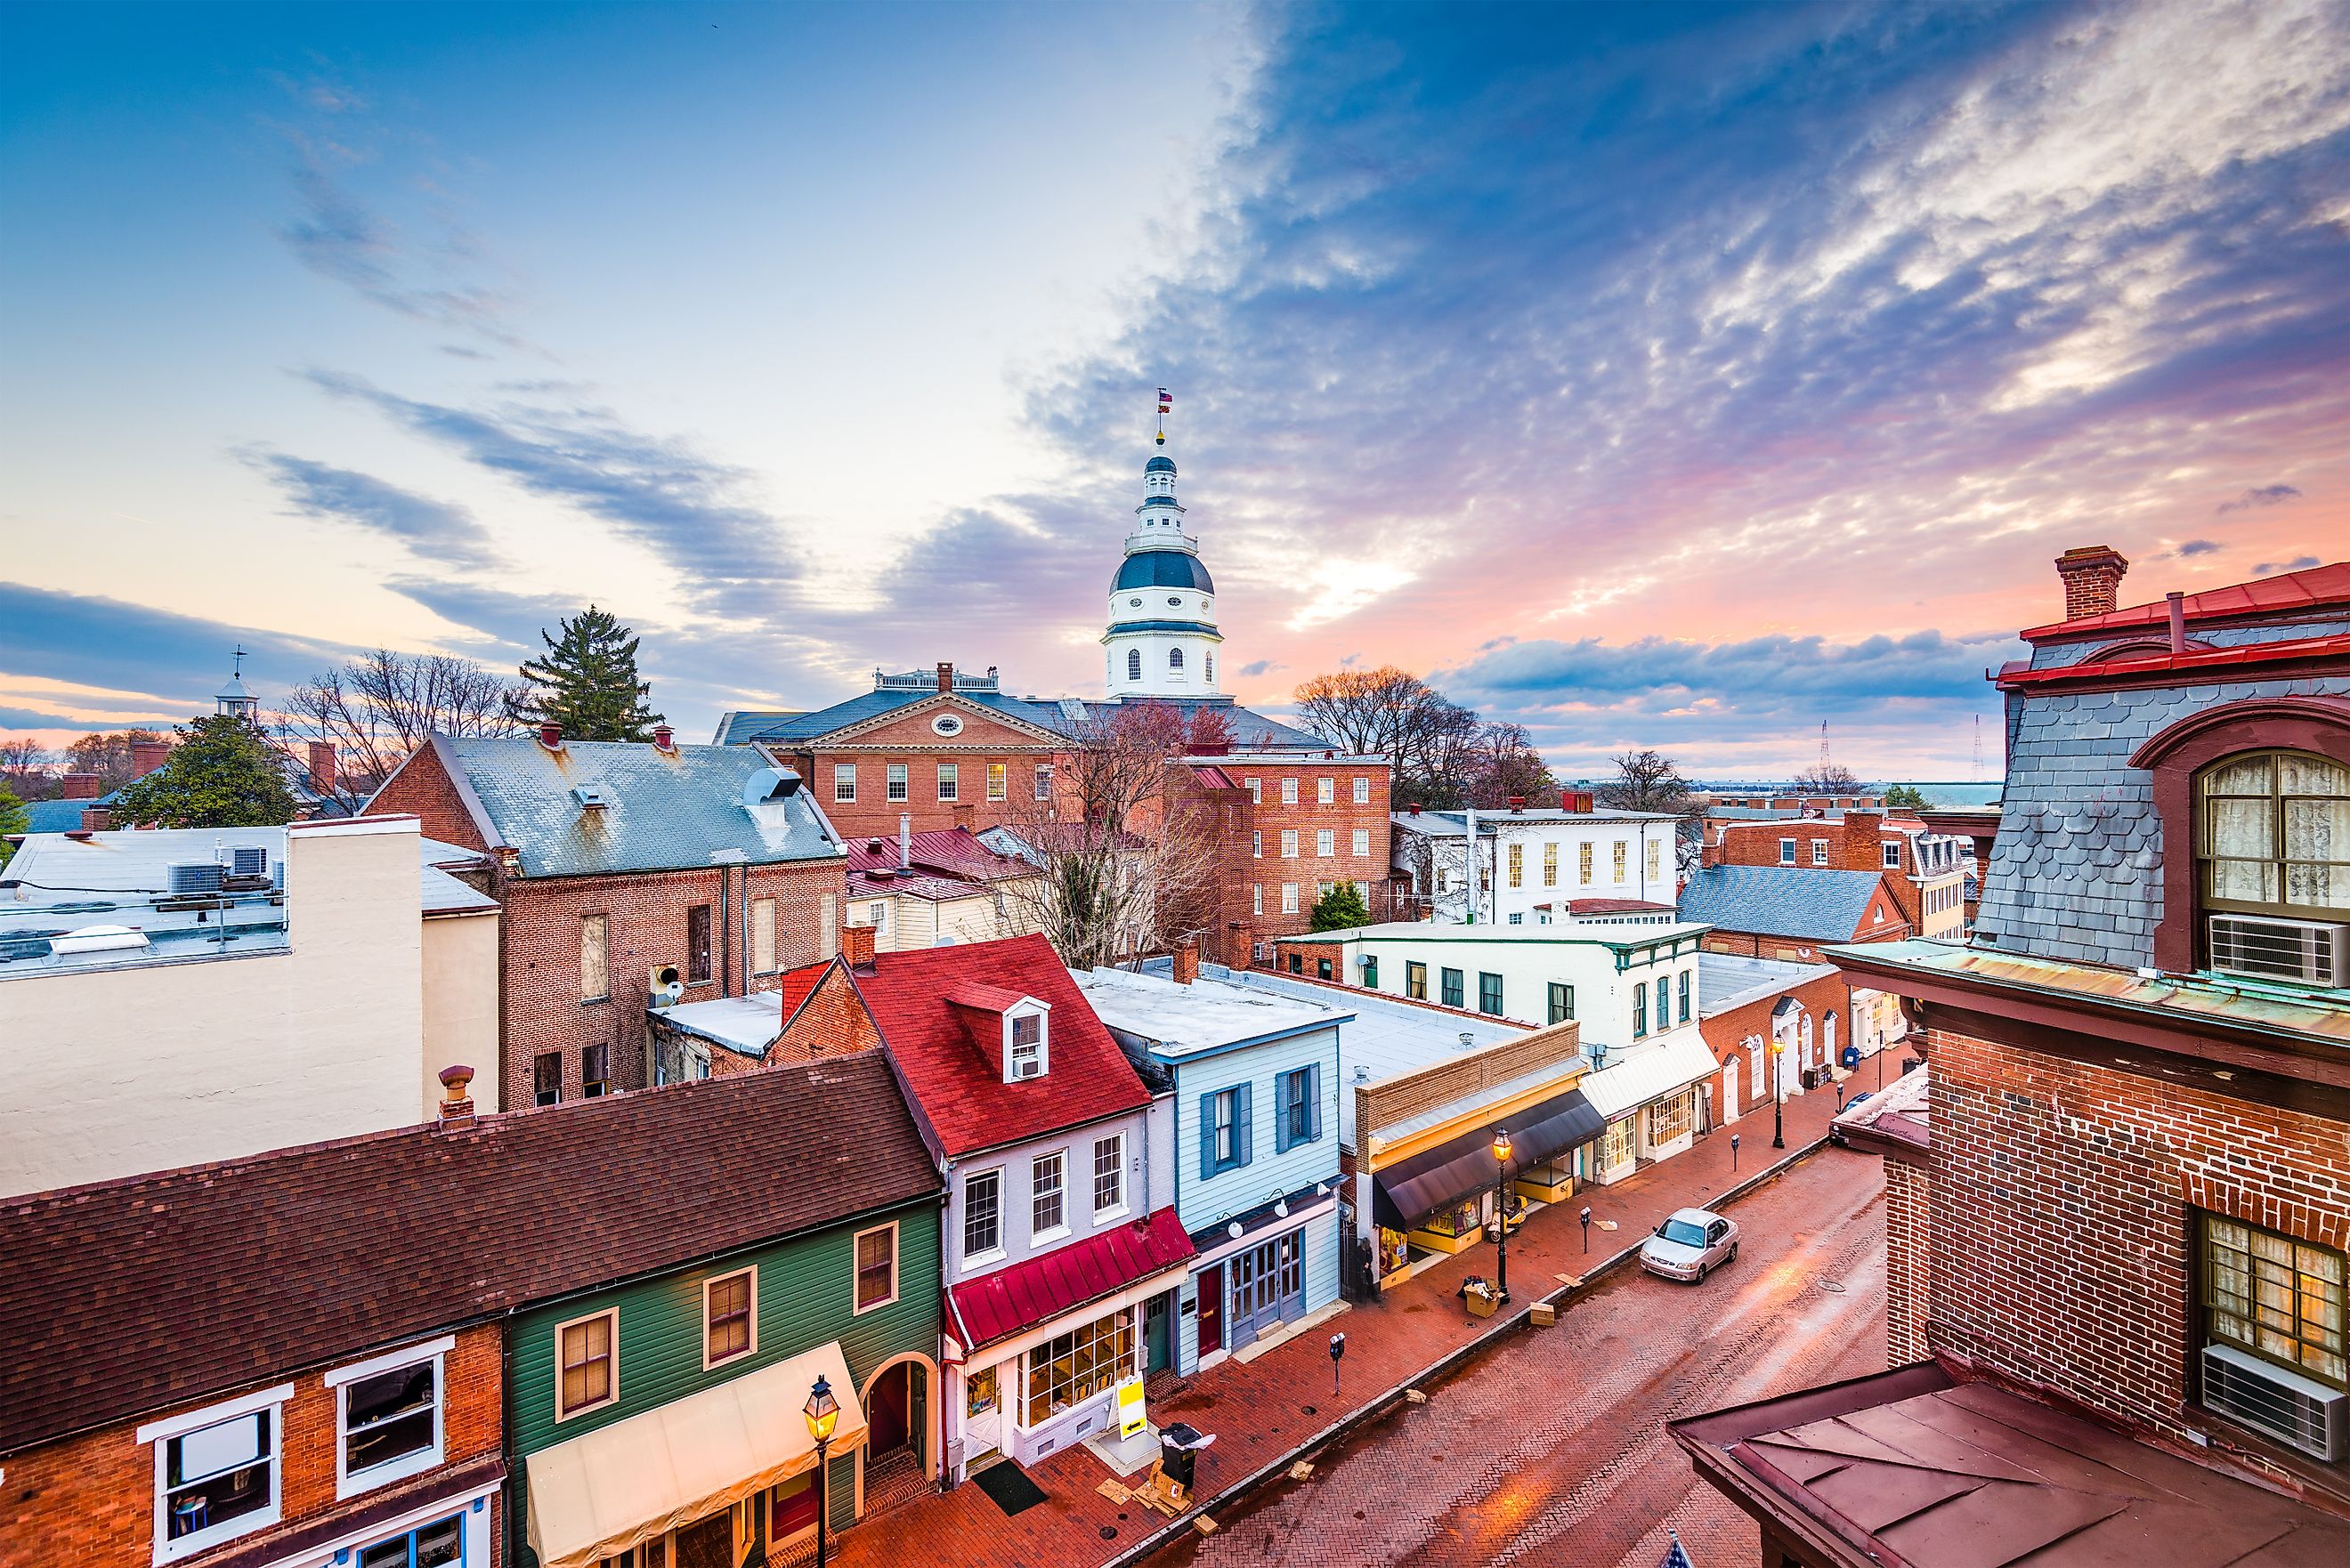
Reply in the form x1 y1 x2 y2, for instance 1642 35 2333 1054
1459 721 1558 807
994 703 1220 971
1597 748 1703 870
1790 761 1863 795
1292 666 1529 808
0 738 57 798
61 730 166 793
280 650 525 812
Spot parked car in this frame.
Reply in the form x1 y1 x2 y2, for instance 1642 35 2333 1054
1639 1206 1739 1282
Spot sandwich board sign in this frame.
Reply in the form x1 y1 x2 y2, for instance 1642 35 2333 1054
1116 1378 1147 1439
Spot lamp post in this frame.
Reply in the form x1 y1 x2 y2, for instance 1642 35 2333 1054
1491 1128 1513 1303
806 1374 839 1568
1771 1041 1787 1150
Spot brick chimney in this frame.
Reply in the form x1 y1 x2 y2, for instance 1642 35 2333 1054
936 661 954 693
539 722 563 751
842 922 878 972
2054 545 2129 621
652 723 676 753
1172 938 1200 986
307 740 337 796
81 805 112 832
1844 811 1885 869
130 740 171 779
435 1065 476 1126
61 772 102 800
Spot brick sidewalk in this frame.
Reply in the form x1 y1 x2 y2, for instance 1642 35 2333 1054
828 1081 1864 1568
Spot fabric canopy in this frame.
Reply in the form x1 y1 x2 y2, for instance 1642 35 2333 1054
526 1341 869 1568
1370 1087 1606 1233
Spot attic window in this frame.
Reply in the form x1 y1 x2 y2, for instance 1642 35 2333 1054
1009 1011 1046 1080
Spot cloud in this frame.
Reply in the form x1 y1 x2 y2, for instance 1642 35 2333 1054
2175 539 2224 556
2254 555 2323 575
0 582 360 712
1238 659 1282 677
241 449 503 570
2216 483 2305 513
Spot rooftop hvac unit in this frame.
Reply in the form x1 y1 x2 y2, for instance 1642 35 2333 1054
649 963 685 1006
2208 915 2348 988
2201 1342 2346 1460
167 862 225 897
231 845 268 878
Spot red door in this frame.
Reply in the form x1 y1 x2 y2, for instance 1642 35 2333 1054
1195 1265 1223 1358
870 1362 910 1456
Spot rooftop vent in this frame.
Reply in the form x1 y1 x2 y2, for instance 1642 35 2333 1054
167 862 224 897
571 785 612 811
50 925 150 957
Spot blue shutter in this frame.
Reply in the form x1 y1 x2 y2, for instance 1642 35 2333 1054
1236 1082 1253 1168
1198 1092 1217 1181
1273 1073 1292 1154
1307 1062 1323 1143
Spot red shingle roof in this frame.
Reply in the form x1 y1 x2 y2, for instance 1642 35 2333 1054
0 1056 938 1458
853 934 1150 1159
2022 559 2350 640
947 1206 1194 1351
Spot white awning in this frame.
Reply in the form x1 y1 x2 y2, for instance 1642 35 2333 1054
1580 1034 1718 1120
526 1342 868 1568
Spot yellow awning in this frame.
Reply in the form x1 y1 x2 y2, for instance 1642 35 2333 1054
527 1342 870 1568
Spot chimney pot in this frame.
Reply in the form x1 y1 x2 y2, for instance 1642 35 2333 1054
2166 591 2187 654
652 723 675 752
2054 545 2130 621
436 1064 476 1125
1508 796 1526 812
130 740 172 780
1407 802 1422 816
539 722 563 750
61 771 102 801
936 661 953 693
843 921 878 971
1172 938 1200 986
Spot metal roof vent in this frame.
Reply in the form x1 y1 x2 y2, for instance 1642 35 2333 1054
51 925 151 957
571 785 612 811
168 862 224 897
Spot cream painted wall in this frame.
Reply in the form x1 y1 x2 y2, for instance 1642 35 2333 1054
0 818 450 1197
855 881 1044 954
422 909 501 1116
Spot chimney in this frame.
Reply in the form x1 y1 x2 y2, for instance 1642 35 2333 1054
539 722 563 751
1172 938 1200 986
435 1065 476 1126
1561 790 1593 812
1845 811 1884 867
61 771 101 800
81 805 112 832
2167 591 2187 654
1407 802 1422 816
131 740 171 780
307 740 337 796
936 661 954 693
842 921 878 972
1508 796 1526 812
2054 545 2129 621
652 723 676 753
899 812 912 871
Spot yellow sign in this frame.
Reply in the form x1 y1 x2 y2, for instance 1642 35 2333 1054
1116 1377 1147 1439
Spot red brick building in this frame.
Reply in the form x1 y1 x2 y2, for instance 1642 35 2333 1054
1674 553 2350 1564
1707 810 1969 938
1692 952 1854 1126
369 727 847 1111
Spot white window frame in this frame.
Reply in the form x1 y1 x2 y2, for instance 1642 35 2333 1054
1883 840 1901 869
701 1267 759 1370
853 1220 901 1315
1281 778 1299 805
832 763 856 803
1811 838 1830 865
962 1167 1006 1265
1281 829 1299 860
1004 1001 1049 1082
986 762 1008 802
1779 837 1796 865
887 763 908 802
1246 778 1261 804
1252 829 1262 859
1092 1133 1127 1219
1317 828 1334 858
1252 884 1263 916
328 1335 452 1499
1352 828 1371 857
1353 777 1371 804
1031 1151 1068 1241
142 1385 292 1564
1282 883 1300 915
1317 778 1334 804
553 1306 620 1423
1034 764 1054 800
937 763 960 802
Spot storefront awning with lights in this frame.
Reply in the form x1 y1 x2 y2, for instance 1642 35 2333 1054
1369 1087 1607 1233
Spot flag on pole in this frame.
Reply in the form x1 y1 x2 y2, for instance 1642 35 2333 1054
1661 1529 1695 1568
1157 387 1172 408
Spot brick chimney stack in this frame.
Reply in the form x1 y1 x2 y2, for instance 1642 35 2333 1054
2054 545 2129 621
307 741 337 796
936 661 954 693
435 1065 476 1126
1844 811 1886 869
842 922 878 972
61 772 102 800
1171 938 1200 986
130 740 172 780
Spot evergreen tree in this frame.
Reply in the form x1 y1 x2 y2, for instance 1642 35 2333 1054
0 784 22 871
515 607 665 742
1309 881 1373 933
112 715 299 828
1883 783 1932 810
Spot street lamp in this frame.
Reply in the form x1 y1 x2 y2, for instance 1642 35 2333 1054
1491 1128 1513 1303
805 1374 839 1568
1771 1041 1787 1150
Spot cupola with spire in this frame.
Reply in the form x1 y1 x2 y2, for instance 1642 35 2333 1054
215 645 260 723
1103 406 1221 697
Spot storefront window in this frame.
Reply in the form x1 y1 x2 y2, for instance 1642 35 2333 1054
1025 1308 1135 1425
1598 1118 1636 1171
1423 1198 1482 1239
1377 1227 1410 1274
1647 1089 1695 1146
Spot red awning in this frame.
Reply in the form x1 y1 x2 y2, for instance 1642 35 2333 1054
948 1206 1194 1352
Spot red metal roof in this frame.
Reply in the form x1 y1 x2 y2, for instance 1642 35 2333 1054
854 934 1151 1158
1568 897 1677 915
1996 631 2350 691
947 1206 1194 1351
2021 559 2350 641
843 826 1029 882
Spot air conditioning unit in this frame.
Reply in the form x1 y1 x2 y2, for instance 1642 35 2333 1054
167 862 224 897
1009 1055 1043 1082
2202 1342 2347 1460
231 845 268 878
649 963 685 1007
2208 915 2349 987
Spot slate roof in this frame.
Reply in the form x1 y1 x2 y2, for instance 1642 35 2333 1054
0 1055 936 1457
20 796 109 834
1678 865 1892 942
946 1206 1193 1351
407 735 841 878
851 934 1150 1158
718 689 1337 753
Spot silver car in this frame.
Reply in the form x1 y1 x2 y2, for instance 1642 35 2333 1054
1639 1206 1739 1282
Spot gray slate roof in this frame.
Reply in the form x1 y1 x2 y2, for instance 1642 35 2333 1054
432 736 842 879
717 692 1334 752
1678 865 1887 942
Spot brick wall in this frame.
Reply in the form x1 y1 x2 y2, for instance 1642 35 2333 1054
1227 759 1392 940
769 965 884 1064
1356 1020 1584 1144
370 744 490 851
793 745 1053 840
1696 970 1852 1115
1884 1158 1930 1365
2 1324 503 1568
1927 1025 2350 1488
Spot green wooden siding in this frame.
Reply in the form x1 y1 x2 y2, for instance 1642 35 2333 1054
510 1196 940 1454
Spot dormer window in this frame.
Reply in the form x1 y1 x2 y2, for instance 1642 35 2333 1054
1008 1007 1047 1081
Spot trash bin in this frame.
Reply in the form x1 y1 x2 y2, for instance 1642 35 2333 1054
1159 1422 1215 1492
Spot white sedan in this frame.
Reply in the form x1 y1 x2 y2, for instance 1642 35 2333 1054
1638 1206 1740 1283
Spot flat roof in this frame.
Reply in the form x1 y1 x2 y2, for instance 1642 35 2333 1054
1075 966 1345 1059
1284 919 1712 950
1 828 296 978
651 994 787 1057
1698 951 1837 1015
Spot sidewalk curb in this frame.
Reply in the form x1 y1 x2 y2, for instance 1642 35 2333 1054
1097 1135 1835 1567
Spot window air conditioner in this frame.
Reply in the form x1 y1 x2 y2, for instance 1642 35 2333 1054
1010 1056 1043 1082
2208 915 2349 987
2202 1342 2347 1460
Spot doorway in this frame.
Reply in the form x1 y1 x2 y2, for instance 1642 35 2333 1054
870 1362 912 1459
1195 1265 1223 1359
673 1512 733 1568
1145 1294 1172 1374
1722 1055 1739 1122
963 1363 1001 1467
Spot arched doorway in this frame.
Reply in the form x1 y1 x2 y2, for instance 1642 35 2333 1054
1721 1055 1739 1123
856 1353 940 1517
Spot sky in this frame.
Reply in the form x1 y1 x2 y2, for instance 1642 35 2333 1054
3 0 2346 780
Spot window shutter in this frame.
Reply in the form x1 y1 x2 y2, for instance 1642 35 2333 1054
1199 1094 1217 1181
1273 1078 1292 1155
1236 1083 1253 1168
1307 1063 1323 1143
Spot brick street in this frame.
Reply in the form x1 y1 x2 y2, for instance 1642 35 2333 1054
1147 1144 1887 1568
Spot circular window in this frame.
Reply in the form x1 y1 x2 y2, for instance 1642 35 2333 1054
1130 597 1143 607
932 714 964 737
1168 596 1182 607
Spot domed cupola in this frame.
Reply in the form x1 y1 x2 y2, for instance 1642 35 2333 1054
1102 415 1222 697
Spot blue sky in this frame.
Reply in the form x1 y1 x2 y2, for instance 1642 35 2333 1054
4 0 2345 777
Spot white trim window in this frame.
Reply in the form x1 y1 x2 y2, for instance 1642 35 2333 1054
1317 828 1334 858
1281 883 1300 915
1246 778 1261 804
854 1222 900 1313
963 1168 1004 1260
1317 778 1335 804
143 1386 291 1562
703 1268 758 1370
1353 777 1371 804
1779 837 1796 865
937 763 960 802
330 1336 452 1499
1093 1134 1126 1217
832 763 856 803
1281 778 1299 805
1811 838 1830 866
555 1308 619 1421
1006 1006 1049 1081
887 763 909 803
1033 1151 1067 1237
1352 828 1371 856
1281 829 1299 860
1252 884 1263 916
1882 840 1901 869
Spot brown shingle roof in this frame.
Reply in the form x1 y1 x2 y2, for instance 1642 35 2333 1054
0 1056 939 1457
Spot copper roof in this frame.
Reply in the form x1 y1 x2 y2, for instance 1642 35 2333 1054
1673 1363 2350 1566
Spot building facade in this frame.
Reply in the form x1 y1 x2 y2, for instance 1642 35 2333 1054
1390 799 1683 925
1693 951 1854 1127
1709 810 1969 940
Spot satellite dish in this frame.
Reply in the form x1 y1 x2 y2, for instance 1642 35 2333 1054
662 979 685 1001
